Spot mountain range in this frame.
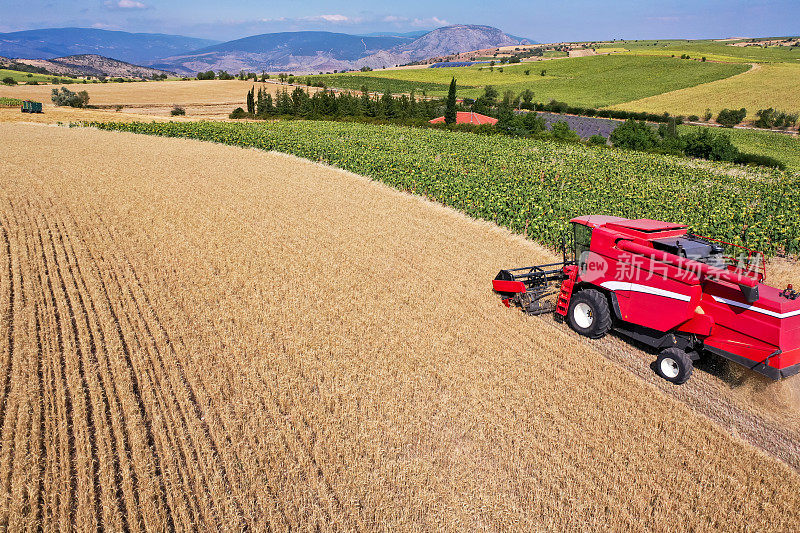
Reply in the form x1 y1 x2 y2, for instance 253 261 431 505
0 54 175 78
0 25 531 75
0 28 219 65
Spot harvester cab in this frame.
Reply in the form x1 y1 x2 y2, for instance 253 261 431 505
494 215 800 384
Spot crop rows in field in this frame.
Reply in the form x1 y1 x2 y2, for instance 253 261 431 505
88 120 800 254
6 122 800 530
597 39 800 63
0 97 22 107
536 112 621 138
313 55 748 104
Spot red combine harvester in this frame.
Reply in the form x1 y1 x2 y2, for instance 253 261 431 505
493 215 800 384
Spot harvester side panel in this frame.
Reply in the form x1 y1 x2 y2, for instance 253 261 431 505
584 244 700 333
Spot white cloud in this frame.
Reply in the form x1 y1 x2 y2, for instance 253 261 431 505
300 14 358 24
104 0 148 9
410 16 449 28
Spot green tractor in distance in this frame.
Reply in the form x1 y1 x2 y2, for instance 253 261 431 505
21 100 43 113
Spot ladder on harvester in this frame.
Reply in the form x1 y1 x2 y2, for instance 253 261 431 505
556 265 579 316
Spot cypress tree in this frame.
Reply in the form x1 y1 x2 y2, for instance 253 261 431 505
445 77 457 124
246 86 255 114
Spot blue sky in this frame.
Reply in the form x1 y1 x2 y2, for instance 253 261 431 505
1 0 797 42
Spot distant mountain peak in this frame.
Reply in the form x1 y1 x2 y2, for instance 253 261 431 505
157 24 529 74
0 25 532 74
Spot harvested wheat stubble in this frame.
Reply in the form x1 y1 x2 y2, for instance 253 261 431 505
2 122 800 531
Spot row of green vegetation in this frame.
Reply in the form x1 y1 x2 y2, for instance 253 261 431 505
231 83 790 170
83 120 800 254
0 97 23 107
677 125 800 172
609 120 785 169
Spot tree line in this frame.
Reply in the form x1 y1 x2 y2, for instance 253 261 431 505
233 85 446 121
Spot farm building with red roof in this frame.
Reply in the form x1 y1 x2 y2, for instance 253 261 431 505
429 112 498 125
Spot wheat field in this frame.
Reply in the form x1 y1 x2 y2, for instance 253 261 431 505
0 79 303 119
2 122 800 531
612 62 800 121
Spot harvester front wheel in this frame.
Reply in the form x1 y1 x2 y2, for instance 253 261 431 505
566 289 611 339
655 348 693 385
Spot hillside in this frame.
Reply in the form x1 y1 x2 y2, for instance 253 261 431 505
6 54 175 78
2 121 800 530
155 31 412 74
156 25 528 74
374 24 530 64
0 27 218 64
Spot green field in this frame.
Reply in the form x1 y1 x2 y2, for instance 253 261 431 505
314 55 747 107
597 38 800 63
0 96 23 107
0 68 56 84
679 125 800 171
87 120 800 254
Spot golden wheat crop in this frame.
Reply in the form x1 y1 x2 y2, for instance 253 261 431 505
611 62 800 121
0 79 306 120
2 122 800 531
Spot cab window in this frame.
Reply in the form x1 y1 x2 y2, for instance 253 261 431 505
573 223 593 268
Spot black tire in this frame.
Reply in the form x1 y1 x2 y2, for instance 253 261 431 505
566 289 612 339
655 348 694 384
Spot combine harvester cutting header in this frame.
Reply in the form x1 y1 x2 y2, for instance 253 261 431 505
493 216 800 384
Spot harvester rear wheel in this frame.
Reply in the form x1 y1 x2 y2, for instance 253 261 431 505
566 289 611 339
655 348 693 385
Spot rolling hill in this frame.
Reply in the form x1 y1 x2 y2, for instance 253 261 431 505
0 27 219 64
156 25 530 74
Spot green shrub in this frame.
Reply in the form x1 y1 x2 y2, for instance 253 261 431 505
682 128 739 161
229 107 247 119
716 108 746 127
588 134 607 145
753 108 799 129
521 112 546 134
2 77 17 85
687 115 700 122
50 86 89 107
171 105 186 116
610 119 661 151
549 121 580 142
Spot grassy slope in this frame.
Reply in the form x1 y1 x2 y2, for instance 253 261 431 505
613 62 800 120
312 55 747 106
679 124 800 171
89 120 800 254
0 68 54 84
4 122 800 530
598 38 800 63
